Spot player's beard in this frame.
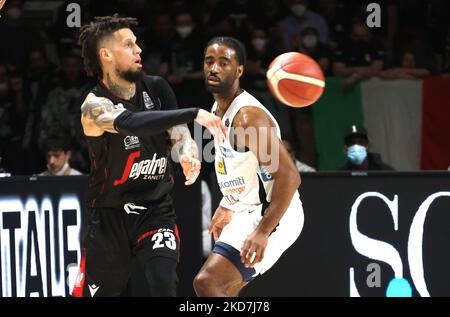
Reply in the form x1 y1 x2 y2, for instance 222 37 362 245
118 67 145 83
205 73 235 95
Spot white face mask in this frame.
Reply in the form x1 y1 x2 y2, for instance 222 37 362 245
291 4 306 17
176 26 193 39
303 35 318 48
252 38 267 51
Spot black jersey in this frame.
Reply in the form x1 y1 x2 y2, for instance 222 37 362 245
85 75 179 208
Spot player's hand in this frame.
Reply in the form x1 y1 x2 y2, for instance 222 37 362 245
240 230 269 268
0 0 6 11
208 206 233 242
195 109 227 144
180 154 201 186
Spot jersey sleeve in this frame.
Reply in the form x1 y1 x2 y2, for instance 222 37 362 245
152 76 179 111
113 108 199 137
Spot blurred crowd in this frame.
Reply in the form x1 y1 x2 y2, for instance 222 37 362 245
0 0 449 176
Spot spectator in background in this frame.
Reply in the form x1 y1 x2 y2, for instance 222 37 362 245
333 18 385 88
246 0 289 53
142 13 176 76
345 0 398 66
243 27 293 141
315 0 347 48
39 52 90 173
21 47 58 173
396 0 446 72
287 25 331 170
340 125 394 171
160 11 207 109
0 65 29 175
282 139 316 172
244 27 279 94
39 134 82 176
379 50 431 80
291 25 332 76
282 0 329 50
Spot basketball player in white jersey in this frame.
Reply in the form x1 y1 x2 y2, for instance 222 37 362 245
193 37 304 297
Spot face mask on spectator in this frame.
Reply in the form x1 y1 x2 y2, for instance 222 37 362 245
347 144 367 166
291 4 306 17
252 38 267 51
176 26 193 38
0 83 8 95
303 35 318 48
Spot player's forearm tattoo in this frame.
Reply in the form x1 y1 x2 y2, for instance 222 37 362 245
168 124 199 159
106 73 136 100
81 93 126 132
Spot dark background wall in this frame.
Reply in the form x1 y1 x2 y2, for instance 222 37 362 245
1 172 449 297
241 172 450 297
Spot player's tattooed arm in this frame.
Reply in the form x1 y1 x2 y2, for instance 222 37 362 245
167 124 199 159
80 93 126 135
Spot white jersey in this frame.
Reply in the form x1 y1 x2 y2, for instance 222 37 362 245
210 90 304 279
212 90 297 212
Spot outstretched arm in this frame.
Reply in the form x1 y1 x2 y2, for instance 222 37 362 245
80 93 226 141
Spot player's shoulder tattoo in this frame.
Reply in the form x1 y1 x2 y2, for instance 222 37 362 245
81 93 124 119
80 93 126 132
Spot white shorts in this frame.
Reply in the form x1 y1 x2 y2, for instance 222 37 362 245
214 194 304 281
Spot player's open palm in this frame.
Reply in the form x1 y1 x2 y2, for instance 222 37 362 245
195 109 227 144
209 206 233 242
180 154 201 186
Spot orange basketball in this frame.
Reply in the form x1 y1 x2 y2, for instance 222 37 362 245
266 52 325 108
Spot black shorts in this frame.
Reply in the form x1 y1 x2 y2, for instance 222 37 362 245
72 194 180 297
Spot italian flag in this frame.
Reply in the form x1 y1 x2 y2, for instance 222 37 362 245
312 76 450 171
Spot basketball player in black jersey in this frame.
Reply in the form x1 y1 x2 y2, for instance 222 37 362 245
72 15 226 297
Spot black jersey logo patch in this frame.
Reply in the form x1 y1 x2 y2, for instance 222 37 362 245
124 136 141 150
143 91 155 110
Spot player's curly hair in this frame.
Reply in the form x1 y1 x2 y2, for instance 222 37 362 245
205 37 247 66
78 14 138 78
